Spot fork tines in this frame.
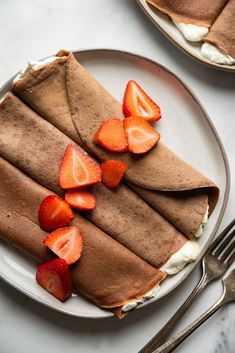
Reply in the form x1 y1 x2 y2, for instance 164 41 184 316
210 219 235 265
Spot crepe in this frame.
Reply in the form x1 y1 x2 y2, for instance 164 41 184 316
12 50 219 239
0 157 165 314
203 0 235 58
0 157 53 263
146 0 228 27
0 93 188 268
128 185 208 239
12 55 82 145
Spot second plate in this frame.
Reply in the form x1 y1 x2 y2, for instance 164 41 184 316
137 0 235 72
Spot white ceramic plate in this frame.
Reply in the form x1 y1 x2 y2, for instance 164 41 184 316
137 0 235 72
0 49 230 319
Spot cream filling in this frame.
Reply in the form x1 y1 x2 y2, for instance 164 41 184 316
172 19 209 42
14 56 59 82
201 43 235 65
161 206 209 275
160 240 200 275
122 285 159 312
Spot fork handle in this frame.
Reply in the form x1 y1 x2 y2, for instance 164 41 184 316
152 295 225 353
139 273 209 353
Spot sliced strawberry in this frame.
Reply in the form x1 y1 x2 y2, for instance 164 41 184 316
101 160 127 189
59 144 101 189
38 195 74 231
123 117 160 154
65 189 96 210
93 118 128 153
123 80 161 122
43 226 83 265
36 258 72 302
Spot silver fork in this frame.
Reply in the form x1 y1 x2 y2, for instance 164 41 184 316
152 268 235 353
139 219 235 353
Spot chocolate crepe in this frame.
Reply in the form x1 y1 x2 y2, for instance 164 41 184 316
146 0 228 27
0 157 165 313
204 0 235 58
12 51 219 238
0 93 187 268
128 184 208 239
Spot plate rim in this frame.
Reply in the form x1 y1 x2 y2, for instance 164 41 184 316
137 0 235 72
0 48 230 319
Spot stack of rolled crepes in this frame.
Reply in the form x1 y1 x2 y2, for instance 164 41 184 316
147 0 235 65
0 50 219 317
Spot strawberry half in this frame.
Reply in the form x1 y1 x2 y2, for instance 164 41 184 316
101 160 127 189
93 118 128 153
59 144 101 189
65 189 96 210
43 226 83 265
38 195 74 231
36 258 72 302
123 80 161 122
123 117 160 154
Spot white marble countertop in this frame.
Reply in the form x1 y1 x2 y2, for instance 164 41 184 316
0 1 235 352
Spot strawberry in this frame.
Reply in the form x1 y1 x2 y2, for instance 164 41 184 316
123 80 161 122
43 226 83 265
38 195 74 231
65 189 96 210
101 160 127 189
36 258 72 302
59 144 101 189
93 118 128 153
123 117 160 154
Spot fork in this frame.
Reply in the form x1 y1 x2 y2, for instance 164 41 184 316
139 219 235 353
152 268 235 353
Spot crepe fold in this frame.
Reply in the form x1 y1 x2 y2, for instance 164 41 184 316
204 0 235 58
0 93 188 268
12 50 219 239
146 0 228 27
0 157 165 314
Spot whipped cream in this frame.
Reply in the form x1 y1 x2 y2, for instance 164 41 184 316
195 205 209 237
201 43 235 65
161 205 208 274
14 56 59 82
172 19 209 42
122 285 159 312
160 240 200 275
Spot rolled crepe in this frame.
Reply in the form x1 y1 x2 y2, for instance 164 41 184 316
203 0 235 58
0 157 165 314
0 93 187 268
146 0 228 27
12 51 219 238
12 55 83 145
128 184 208 239
0 158 53 263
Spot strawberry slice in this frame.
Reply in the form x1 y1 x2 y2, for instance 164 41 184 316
93 118 128 153
38 195 74 231
43 226 83 265
123 117 160 154
101 160 127 189
36 258 72 302
123 80 161 122
65 189 96 210
59 144 101 189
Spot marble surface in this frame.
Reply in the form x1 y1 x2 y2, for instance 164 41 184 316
0 1 235 352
